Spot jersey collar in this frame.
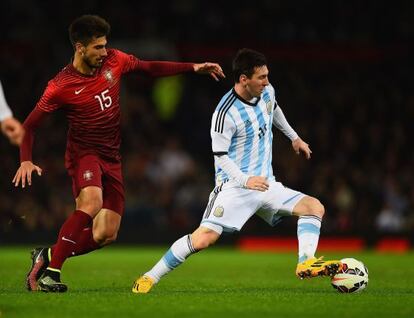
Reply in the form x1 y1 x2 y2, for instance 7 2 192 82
232 88 261 106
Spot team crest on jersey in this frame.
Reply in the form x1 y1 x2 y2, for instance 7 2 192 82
213 206 224 217
103 69 114 85
266 101 273 115
263 91 272 115
83 170 94 181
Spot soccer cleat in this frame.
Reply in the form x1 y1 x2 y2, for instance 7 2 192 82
132 275 155 294
296 256 342 279
26 247 50 291
37 273 68 293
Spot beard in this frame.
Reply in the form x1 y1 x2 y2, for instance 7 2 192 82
83 55 103 69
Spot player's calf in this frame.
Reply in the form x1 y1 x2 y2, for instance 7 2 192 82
191 227 220 250
93 228 118 246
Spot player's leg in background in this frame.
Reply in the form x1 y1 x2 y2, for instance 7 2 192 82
292 195 324 263
132 225 222 293
91 208 121 245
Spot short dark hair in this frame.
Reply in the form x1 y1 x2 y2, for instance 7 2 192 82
232 48 267 82
69 15 111 47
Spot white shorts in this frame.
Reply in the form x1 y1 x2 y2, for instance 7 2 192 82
200 180 306 233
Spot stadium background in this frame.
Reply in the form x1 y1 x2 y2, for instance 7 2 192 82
0 0 413 249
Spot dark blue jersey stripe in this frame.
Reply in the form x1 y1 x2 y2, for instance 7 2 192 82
215 95 236 134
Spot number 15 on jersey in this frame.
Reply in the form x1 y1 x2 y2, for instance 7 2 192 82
94 89 112 111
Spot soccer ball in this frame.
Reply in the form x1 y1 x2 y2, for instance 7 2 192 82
331 258 368 293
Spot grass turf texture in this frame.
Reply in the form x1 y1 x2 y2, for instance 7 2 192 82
0 246 413 318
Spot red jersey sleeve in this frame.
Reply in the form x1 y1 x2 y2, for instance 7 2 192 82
37 80 62 113
20 108 49 162
114 49 194 77
20 80 61 162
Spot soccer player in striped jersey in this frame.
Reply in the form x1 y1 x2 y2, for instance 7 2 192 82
132 48 342 293
13 15 225 293
0 81 24 145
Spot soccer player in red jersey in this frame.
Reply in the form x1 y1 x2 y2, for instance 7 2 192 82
13 15 225 293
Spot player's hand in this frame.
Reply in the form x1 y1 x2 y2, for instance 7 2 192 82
292 137 312 159
245 176 269 192
12 161 42 188
193 62 225 81
1 117 24 146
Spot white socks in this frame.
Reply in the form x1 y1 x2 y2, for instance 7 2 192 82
145 234 196 283
297 215 321 263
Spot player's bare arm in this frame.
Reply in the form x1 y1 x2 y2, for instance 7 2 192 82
1 117 24 145
193 62 225 81
12 161 42 188
292 137 312 159
245 176 269 192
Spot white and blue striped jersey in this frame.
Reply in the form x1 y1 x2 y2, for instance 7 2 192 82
211 84 297 186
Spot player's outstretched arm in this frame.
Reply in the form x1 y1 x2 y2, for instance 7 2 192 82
292 137 312 159
1 117 24 145
193 62 225 81
12 161 42 188
128 56 224 80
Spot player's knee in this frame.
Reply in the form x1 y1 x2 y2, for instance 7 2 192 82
78 195 103 215
308 198 325 218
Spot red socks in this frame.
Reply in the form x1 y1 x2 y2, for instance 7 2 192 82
51 226 101 259
49 210 92 270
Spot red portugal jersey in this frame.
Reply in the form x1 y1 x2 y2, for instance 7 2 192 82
22 49 193 167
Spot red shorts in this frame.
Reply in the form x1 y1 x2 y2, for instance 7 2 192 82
67 154 125 215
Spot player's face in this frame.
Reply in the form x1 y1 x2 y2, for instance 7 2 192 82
82 36 108 69
245 65 269 98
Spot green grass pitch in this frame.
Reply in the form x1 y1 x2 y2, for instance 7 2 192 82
1 246 413 318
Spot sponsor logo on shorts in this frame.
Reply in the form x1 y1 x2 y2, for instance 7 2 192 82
83 170 94 181
213 206 224 217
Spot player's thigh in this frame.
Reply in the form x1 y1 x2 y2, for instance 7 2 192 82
258 181 306 225
201 182 261 232
70 154 104 203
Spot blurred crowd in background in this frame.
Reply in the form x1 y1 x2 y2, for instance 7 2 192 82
0 0 413 243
